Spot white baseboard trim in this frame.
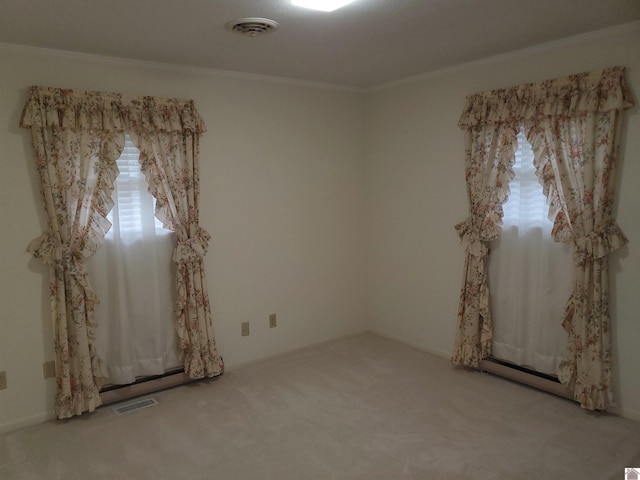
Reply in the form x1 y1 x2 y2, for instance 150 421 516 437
0 411 55 435
620 406 640 422
0 330 371 434
367 329 452 360
367 329 640 424
225 329 371 372
479 358 574 401
99 370 193 406
3 330 637 431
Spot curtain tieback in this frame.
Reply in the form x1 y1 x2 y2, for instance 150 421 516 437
27 233 87 276
455 218 488 257
174 227 212 264
574 221 628 261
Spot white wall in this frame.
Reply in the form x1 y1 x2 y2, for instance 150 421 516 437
1 22 639 432
0 46 367 431
365 24 640 419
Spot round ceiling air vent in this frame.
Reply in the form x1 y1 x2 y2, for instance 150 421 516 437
225 18 280 37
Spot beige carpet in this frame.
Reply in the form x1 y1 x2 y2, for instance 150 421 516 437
1 333 639 479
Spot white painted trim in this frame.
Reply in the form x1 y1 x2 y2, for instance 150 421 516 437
368 330 640 423
2 21 637 93
0 411 55 435
0 331 371 433
0 42 364 93
368 20 640 92
2 330 638 432
225 329 371 371
100 371 193 406
620 406 640 423
479 359 574 402
367 329 452 360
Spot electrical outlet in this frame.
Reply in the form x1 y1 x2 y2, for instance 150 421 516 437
43 361 56 379
269 313 277 328
0 371 7 390
241 321 250 337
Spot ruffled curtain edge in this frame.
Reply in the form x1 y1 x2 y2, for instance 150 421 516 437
458 66 634 128
19 85 207 134
453 65 633 411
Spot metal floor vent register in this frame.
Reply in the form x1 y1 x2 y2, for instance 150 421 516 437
113 397 159 415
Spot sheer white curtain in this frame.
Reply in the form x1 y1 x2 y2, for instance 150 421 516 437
488 130 573 375
88 136 180 385
455 67 631 409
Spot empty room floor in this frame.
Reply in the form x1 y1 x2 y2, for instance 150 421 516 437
1 333 639 479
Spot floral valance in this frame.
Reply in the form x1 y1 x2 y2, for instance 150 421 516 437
458 67 633 128
20 86 206 134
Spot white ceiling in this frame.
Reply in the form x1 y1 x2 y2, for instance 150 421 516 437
0 0 638 88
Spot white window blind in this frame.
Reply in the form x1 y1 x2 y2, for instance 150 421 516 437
502 130 550 233
90 134 179 386
489 129 572 375
107 135 166 241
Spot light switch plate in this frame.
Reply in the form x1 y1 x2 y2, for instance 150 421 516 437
241 321 250 336
43 361 56 379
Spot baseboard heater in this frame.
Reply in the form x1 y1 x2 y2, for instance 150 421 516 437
479 356 574 401
99 368 194 406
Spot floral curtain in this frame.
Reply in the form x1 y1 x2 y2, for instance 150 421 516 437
21 86 223 419
129 125 224 379
20 87 123 418
452 122 518 367
453 67 633 410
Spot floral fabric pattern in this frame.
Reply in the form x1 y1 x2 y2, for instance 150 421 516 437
452 124 518 367
21 109 122 419
21 86 223 419
453 67 633 410
131 130 224 379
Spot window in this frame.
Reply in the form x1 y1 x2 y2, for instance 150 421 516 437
106 136 167 241
88 135 180 386
501 131 548 233
488 130 573 375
